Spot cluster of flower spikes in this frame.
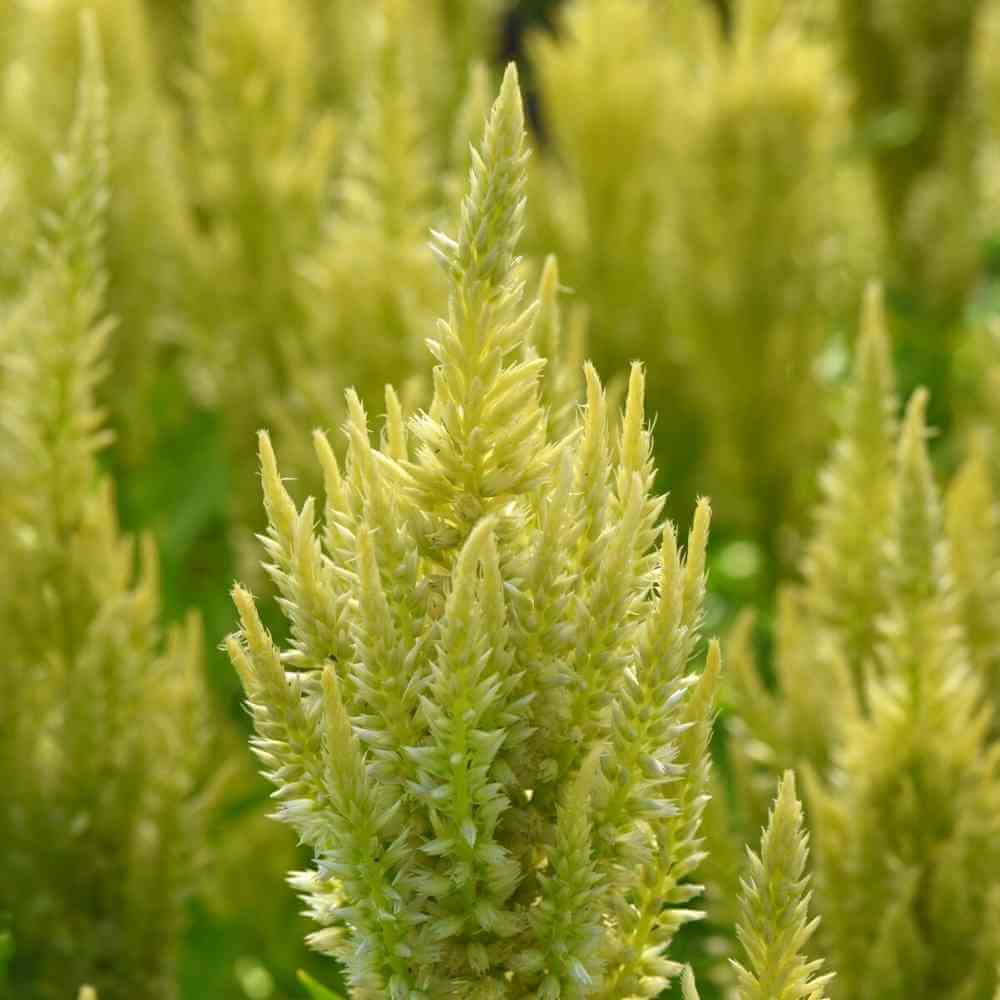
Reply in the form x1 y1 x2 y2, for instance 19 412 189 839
835 0 989 306
719 283 1000 999
227 65 721 1000
0 16 205 1000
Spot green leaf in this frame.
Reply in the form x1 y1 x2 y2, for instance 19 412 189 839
296 969 345 1000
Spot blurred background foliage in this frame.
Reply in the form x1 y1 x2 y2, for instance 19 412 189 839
3 0 1000 996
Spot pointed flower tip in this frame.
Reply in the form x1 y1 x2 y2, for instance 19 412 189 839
776 769 798 808
705 639 722 678
858 280 891 363
583 360 604 402
500 60 521 99
231 583 257 620
901 387 930 445
495 61 525 135
259 432 286 488
345 386 366 421
694 494 712 524
907 385 929 419
625 360 645 409
258 427 275 460
540 254 559 294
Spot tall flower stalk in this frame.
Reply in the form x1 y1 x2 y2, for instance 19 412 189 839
0 17 205 999
228 64 721 999
716 286 1000 999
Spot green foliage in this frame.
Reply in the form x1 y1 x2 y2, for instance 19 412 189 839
530 0 670 371
2 1 1000 997
718 289 896 847
529 0 872 560
808 394 1000 1000
834 0 991 305
282 0 443 487
529 0 692 508
660 0 858 548
228 66 722 998
181 0 337 572
298 970 347 1000
178 0 511 580
0 0 193 457
946 442 1000 729
717 285 1000 999
801 284 898 687
0 19 205 999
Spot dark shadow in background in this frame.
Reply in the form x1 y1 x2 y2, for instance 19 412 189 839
500 0 729 142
